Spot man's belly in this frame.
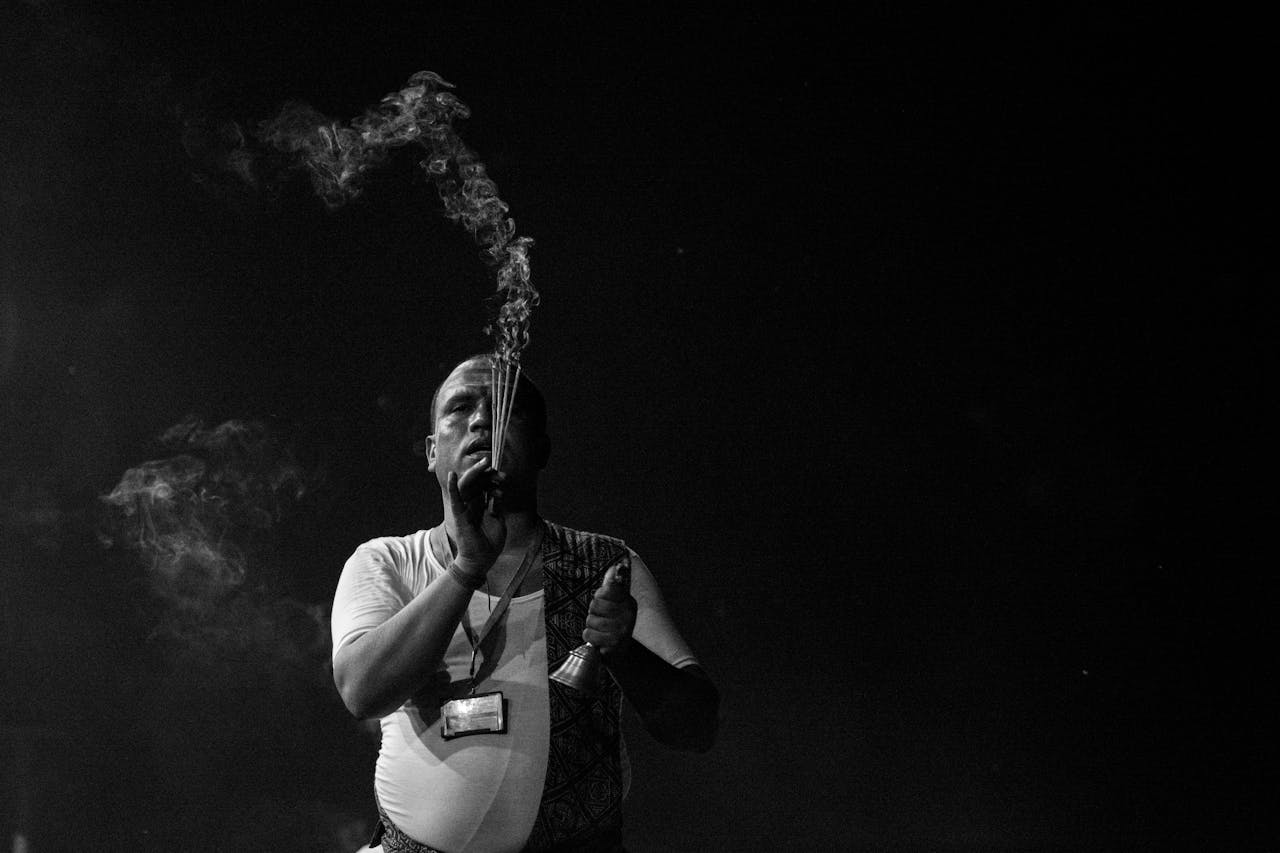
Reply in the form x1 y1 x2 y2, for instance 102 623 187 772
375 593 550 852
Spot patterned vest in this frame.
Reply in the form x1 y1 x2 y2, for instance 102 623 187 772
524 520 630 851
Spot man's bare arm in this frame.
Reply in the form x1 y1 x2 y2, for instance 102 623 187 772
334 461 504 719
333 569 479 719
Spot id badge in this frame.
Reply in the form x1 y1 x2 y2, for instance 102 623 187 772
440 691 506 739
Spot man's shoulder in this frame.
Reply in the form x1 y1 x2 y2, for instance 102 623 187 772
543 520 630 553
350 528 434 568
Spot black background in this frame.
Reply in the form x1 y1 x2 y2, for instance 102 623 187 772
0 3 1266 850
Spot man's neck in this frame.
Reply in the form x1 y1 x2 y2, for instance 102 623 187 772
495 508 541 553
439 505 542 556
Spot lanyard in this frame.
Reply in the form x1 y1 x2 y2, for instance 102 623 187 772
438 525 544 694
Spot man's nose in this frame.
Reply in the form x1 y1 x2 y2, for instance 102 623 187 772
470 396 493 428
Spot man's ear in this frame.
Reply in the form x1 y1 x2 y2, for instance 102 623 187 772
425 434 438 471
534 434 551 471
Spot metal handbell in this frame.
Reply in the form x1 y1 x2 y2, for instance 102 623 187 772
549 642 603 693
549 554 631 693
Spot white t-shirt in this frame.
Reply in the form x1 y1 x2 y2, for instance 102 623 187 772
331 525 698 852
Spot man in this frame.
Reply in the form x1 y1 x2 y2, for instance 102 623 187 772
331 355 719 852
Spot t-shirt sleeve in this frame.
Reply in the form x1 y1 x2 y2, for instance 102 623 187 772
331 541 413 661
627 549 700 670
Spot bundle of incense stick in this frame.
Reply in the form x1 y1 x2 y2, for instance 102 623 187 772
489 356 522 471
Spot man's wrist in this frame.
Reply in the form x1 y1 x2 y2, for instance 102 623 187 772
447 560 487 591
600 635 636 662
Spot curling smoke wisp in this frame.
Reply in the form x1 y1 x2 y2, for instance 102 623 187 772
102 418 325 668
258 71 539 365
104 418 306 603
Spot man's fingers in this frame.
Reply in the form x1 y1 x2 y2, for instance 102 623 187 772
453 460 511 525
583 620 628 645
446 471 465 510
588 596 633 618
582 627 612 648
586 601 632 627
593 574 630 602
455 457 491 497
583 619 634 652
456 460 508 509
585 593 636 651
584 613 624 634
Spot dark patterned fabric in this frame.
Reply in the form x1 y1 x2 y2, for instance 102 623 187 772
523 521 630 852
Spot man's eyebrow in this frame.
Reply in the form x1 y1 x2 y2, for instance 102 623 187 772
440 385 488 402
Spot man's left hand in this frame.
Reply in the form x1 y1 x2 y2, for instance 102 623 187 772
583 563 636 655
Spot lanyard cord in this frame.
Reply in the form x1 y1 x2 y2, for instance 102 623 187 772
435 525 544 694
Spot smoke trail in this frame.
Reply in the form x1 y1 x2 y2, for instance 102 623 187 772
101 417 325 670
179 107 259 192
257 71 539 363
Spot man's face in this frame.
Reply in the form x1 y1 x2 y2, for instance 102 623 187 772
426 357 547 488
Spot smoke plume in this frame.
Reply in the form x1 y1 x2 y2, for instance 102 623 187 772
101 417 325 670
257 70 539 362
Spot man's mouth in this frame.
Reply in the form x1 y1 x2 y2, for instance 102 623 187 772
464 440 492 455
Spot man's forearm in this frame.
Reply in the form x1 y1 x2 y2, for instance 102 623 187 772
333 569 478 719
604 641 720 752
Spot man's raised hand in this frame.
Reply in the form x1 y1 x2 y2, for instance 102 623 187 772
446 457 506 575
583 562 636 656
